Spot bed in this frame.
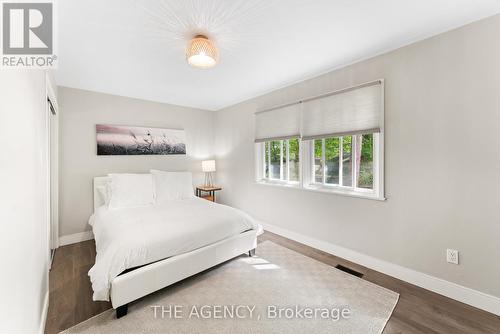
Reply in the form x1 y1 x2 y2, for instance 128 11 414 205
89 175 261 318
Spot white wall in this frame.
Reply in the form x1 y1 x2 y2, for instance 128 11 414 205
0 71 51 334
58 87 215 237
214 14 500 298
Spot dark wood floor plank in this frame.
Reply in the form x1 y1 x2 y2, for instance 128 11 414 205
45 231 500 334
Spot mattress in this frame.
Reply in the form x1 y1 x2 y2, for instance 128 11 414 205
88 197 259 301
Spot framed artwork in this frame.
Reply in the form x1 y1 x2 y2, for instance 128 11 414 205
96 124 186 155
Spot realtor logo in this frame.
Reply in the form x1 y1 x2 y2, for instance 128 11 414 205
1 1 56 68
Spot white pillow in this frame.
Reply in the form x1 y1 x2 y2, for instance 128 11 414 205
96 184 111 207
151 170 194 203
108 173 154 209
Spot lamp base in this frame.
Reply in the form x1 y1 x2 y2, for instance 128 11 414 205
204 172 214 187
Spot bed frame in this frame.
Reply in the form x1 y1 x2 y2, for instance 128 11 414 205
93 176 258 318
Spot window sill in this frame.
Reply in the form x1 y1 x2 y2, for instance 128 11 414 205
256 180 386 201
257 180 301 189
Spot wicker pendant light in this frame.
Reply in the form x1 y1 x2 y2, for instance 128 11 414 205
186 35 218 69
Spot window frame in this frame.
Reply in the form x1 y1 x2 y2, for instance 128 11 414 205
305 133 380 196
259 138 301 185
255 80 385 201
256 132 384 201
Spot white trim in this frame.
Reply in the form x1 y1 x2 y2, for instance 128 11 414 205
256 133 383 200
46 71 59 251
256 180 386 201
321 138 326 184
285 140 290 181
38 291 49 334
352 135 357 187
59 231 94 246
339 137 344 186
298 139 303 186
261 221 500 316
377 80 385 199
279 140 284 180
45 71 58 111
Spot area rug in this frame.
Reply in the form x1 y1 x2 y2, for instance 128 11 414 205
60 241 399 334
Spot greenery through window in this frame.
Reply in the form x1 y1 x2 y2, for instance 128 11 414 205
325 137 340 184
269 140 281 179
313 133 374 190
263 138 300 182
261 133 376 195
356 134 374 189
342 136 353 187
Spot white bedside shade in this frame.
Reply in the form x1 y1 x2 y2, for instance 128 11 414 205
202 160 216 172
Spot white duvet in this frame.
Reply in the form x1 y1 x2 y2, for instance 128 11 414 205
88 197 259 301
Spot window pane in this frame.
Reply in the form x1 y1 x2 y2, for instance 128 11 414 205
325 137 340 185
314 139 323 183
270 140 281 179
356 134 374 189
264 142 269 178
288 138 300 182
342 136 353 187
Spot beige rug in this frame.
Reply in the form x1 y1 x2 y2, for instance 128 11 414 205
61 241 398 334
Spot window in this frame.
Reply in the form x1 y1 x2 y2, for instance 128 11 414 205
356 134 374 189
288 138 300 181
258 132 380 198
324 137 340 184
314 139 323 183
269 140 281 179
254 80 384 200
262 138 300 183
310 133 375 191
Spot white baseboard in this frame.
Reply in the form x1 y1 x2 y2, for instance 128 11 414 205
59 231 94 246
39 291 49 334
261 222 500 316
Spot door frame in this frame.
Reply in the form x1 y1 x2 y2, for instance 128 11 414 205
46 73 59 254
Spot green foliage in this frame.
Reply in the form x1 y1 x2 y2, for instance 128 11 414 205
342 136 352 154
270 140 281 162
289 138 299 160
312 134 374 189
325 138 340 161
358 169 373 187
265 136 374 186
358 134 374 188
360 134 373 161
315 136 347 161
268 138 300 163
314 139 322 158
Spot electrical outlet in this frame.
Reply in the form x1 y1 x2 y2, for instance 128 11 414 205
446 249 459 265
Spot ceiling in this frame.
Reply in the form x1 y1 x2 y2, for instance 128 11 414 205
56 0 500 111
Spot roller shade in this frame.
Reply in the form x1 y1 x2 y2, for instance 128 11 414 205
301 81 383 140
254 103 301 143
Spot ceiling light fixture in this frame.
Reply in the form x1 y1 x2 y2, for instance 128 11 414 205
186 35 218 69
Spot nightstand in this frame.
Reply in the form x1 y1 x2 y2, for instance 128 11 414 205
196 186 222 202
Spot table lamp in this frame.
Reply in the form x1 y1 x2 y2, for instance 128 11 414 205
202 160 216 187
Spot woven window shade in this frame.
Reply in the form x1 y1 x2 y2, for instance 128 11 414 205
254 103 301 143
254 80 383 143
301 81 383 140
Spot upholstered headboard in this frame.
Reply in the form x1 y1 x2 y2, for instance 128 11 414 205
93 176 111 211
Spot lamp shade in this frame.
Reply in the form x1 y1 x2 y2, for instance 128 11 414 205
202 160 216 172
186 35 218 69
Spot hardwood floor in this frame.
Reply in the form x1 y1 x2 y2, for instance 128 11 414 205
45 232 500 334
44 240 111 334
